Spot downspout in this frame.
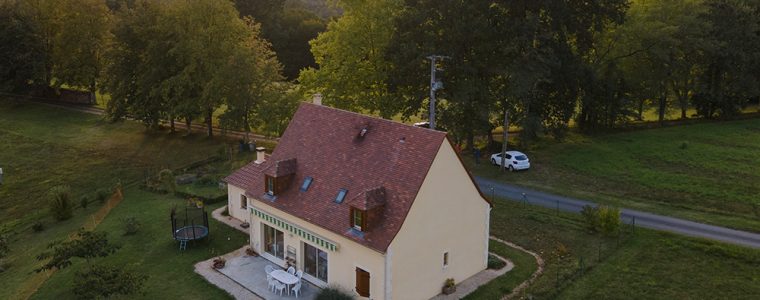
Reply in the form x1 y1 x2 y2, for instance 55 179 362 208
485 206 491 267
384 246 392 300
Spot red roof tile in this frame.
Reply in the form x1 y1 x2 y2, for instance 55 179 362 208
225 103 449 252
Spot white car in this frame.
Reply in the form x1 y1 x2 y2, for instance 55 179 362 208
490 151 530 171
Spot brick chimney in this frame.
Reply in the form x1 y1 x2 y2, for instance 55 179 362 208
312 93 322 106
255 147 266 164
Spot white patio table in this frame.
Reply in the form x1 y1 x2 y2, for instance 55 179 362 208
271 269 299 295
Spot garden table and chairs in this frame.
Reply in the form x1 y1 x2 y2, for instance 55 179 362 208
266 265 304 297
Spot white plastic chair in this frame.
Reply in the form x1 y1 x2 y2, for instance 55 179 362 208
291 281 302 298
287 266 295 275
265 265 274 274
266 273 275 291
295 270 303 281
273 281 286 296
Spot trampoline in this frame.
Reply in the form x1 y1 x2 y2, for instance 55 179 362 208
174 225 208 241
171 204 209 250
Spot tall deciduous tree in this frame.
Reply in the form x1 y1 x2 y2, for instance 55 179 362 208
299 0 403 119
0 0 49 92
51 0 111 102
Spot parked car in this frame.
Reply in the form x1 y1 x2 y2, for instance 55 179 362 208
490 151 530 171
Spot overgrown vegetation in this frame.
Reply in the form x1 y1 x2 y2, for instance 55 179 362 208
48 185 73 221
72 264 147 300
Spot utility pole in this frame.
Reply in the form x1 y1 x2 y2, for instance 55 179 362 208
427 55 447 130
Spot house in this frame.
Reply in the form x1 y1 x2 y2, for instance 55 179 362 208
224 101 492 300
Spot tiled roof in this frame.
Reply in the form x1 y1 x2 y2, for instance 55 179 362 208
348 186 387 210
265 158 297 177
225 103 450 252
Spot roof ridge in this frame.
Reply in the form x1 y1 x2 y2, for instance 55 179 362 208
300 102 447 136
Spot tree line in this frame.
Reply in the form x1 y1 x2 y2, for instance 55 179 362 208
300 0 760 148
0 0 314 137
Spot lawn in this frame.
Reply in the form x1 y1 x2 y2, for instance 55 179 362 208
467 118 760 232
30 188 248 299
0 99 250 298
464 240 537 299
0 98 232 228
486 197 760 299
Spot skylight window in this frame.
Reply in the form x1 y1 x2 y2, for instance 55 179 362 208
335 189 348 203
300 176 313 192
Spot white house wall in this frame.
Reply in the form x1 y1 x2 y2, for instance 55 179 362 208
388 140 490 300
226 184 250 224
249 202 387 299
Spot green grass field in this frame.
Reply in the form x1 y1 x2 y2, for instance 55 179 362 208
487 197 760 299
0 99 249 298
30 189 247 300
0 99 232 228
468 118 760 232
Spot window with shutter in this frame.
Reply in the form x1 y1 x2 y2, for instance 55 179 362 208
355 267 370 297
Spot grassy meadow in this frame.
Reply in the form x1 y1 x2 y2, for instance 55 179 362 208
486 197 760 299
468 118 760 232
0 99 251 299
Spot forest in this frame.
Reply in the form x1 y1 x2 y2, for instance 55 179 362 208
1 0 759 147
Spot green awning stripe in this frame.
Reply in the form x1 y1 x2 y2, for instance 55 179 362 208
251 207 338 252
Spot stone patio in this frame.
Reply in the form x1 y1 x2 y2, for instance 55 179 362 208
217 253 321 300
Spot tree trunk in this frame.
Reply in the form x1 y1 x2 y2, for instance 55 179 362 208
500 108 509 172
637 99 645 121
206 108 213 137
486 127 494 152
185 117 192 136
170 117 175 133
658 94 666 124
680 108 687 119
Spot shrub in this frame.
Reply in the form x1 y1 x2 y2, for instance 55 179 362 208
487 254 506 269
123 217 140 235
158 169 176 193
444 278 455 288
680 141 689 149
80 195 90 209
49 185 73 221
73 264 147 299
599 206 622 236
315 287 354 300
581 205 621 236
32 221 45 232
581 205 600 232
96 189 110 203
197 174 216 185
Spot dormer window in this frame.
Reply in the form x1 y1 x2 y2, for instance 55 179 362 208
351 208 366 231
266 176 275 196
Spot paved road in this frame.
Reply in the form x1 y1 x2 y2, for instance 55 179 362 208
475 176 760 249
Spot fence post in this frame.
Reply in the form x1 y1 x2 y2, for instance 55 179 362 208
632 216 636 234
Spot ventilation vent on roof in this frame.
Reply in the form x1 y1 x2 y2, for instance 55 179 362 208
358 126 369 139
300 176 313 192
335 189 348 203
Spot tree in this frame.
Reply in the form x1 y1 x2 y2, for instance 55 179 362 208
234 0 327 80
50 0 111 102
253 83 303 136
73 265 147 300
36 230 119 272
299 0 403 119
215 18 282 140
693 0 760 118
0 0 49 92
